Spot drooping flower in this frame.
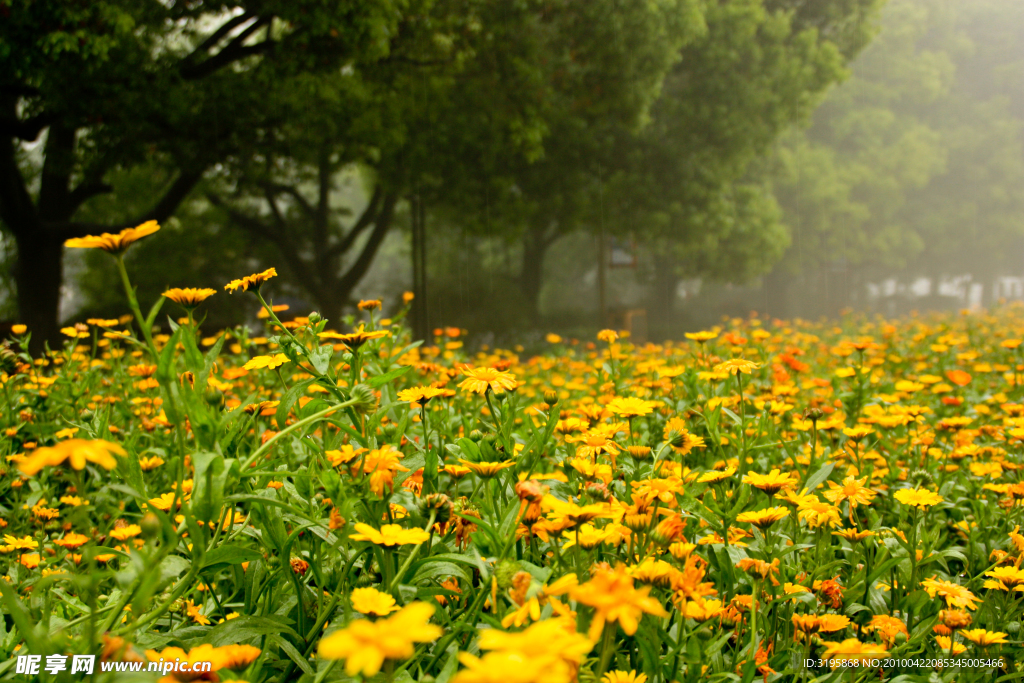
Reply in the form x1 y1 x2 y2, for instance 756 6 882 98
349 523 429 547
735 507 790 530
960 629 1009 646
224 268 278 293
742 469 799 496
65 221 160 254
162 288 216 308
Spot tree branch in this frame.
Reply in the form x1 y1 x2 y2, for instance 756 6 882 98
327 185 383 259
180 17 273 81
55 168 205 238
67 180 114 214
207 192 320 291
260 182 315 219
337 191 398 292
186 12 258 60
1 113 53 142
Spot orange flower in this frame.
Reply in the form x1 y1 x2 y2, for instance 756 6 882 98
65 220 160 254
570 564 668 640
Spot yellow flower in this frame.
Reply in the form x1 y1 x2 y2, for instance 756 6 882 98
983 566 1024 591
698 466 736 484
2 535 38 551
602 672 647 683
459 459 516 478
742 469 799 496
163 287 216 308
317 602 442 677
54 533 90 549
921 577 980 610
455 618 593 683
796 500 842 529
11 324 26 334
224 267 278 293
65 220 160 254
832 528 875 543
712 358 758 375
570 564 668 640
823 476 877 508
960 629 1009 646
243 354 290 371
597 329 619 343
735 506 790 529
606 396 659 418
350 587 400 616
20 553 41 569
349 523 429 547
893 488 944 509
109 524 142 541
318 325 390 348
684 330 718 342
18 439 125 476
185 599 210 625
138 456 164 471
820 638 887 668
397 386 447 406
458 366 518 394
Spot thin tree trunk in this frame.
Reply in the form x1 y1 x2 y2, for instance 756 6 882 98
519 223 553 325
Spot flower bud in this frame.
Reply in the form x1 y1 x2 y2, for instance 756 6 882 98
423 493 453 524
543 390 559 406
348 384 377 415
140 512 161 540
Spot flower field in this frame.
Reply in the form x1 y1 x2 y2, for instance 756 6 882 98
3 229 1024 682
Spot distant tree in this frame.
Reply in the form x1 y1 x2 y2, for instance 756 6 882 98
429 0 883 327
766 0 1024 314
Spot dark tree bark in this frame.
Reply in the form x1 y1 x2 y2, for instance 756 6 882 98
518 222 559 323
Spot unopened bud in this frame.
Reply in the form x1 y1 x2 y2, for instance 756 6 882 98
627 445 651 461
348 384 377 415
423 493 453 524
543 390 559 406
140 512 161 540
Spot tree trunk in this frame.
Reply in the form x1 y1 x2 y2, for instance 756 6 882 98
519 223 552 324
14 229 64 351
649 252 677 337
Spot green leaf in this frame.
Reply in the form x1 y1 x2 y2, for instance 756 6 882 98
308 344 334 376
270 633 315 675
276 378 316 429
803 461 835 494
202 544 264 569
206 615 299 646
368 365 412 388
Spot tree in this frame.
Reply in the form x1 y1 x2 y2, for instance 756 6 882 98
0 0 407 347
765 0 1024 316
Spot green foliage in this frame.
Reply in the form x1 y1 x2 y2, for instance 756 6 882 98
769 0 1024 278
